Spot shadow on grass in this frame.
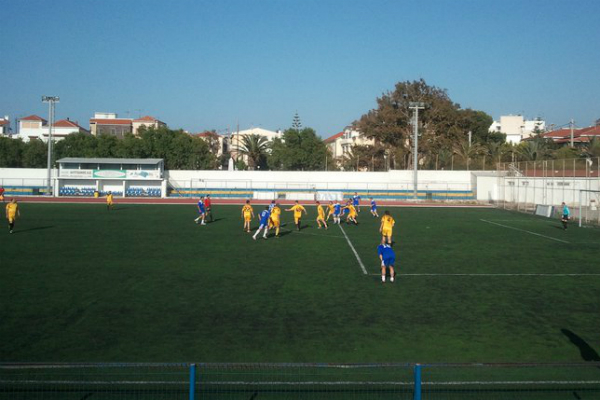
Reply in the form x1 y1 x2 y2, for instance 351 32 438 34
14 226 54 234
209 218 224 223
561 329 600 361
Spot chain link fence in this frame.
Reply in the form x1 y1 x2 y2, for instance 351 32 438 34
496 158 600 225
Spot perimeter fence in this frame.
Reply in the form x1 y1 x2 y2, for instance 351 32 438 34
1 362 600 399
496 157 600 225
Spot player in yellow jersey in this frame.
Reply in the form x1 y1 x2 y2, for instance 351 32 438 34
269 203 282 237
241 200 255 232
379 210 395 245
315 201 328 229
326 201 335 221
343 201 358 225
5 198 20 234
0 187 5 203
106 191 114 210
285 200 307 231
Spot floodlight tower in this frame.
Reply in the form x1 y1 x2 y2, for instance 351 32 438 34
409 102 425 200
42 96 59 196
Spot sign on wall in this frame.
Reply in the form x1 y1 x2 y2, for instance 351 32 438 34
59 169 161 179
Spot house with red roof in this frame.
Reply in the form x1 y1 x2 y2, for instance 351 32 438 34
132 116 166 136
542 125 600 146
0 116 10 136
324 127 374 161
89 113 167 138
16 115 89 142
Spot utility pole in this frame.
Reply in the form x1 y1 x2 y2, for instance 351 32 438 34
409 102 426 200
570 119 575 148
42 96 59 196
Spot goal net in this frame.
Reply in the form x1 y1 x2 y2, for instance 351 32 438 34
578 190 600 227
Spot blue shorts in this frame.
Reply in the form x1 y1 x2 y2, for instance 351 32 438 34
371 206 377 211
382 257 395 267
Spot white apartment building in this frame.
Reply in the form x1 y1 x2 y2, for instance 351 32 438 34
489 115 546 144
16 115 90 142
324 127 375 159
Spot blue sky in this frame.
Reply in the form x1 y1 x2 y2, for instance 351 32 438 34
2 0 599 137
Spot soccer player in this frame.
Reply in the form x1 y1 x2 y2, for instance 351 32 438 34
269 202 282 237
326 201 335 221
5 198 19 234
204 195 213 222
241 200 254 232
285 200 307 231
561 202 570 230
377 242 396 283
194 197 207 225
268 200 276 211
106 191 114 210
332 201 342 224
0 187 5 203
316 201 328 229
344 201 358 225
370 198 379 218
380 210 395 245
253 206 271 240
352 192 361 212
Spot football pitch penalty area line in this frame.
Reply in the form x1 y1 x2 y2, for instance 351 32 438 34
338 224 368 275
480 219 570 244
369 273 600 277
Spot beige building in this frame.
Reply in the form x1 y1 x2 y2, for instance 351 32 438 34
324 127 375 161
489 115 546 144
132 116 166 136
89 113 166 138
195 131 230 157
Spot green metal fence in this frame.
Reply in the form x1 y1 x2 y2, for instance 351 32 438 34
1 363 600 399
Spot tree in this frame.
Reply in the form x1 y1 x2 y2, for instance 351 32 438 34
354 79 493 169
452 140 484 170
54 133 98 159
292 112 302 130
268 128 328 171
237 134 270 170
22 139 47 168
0 137 24 167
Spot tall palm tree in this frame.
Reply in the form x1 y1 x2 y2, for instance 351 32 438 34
237 134 270 170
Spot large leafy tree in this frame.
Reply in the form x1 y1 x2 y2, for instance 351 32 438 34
0 137 24 167
268 128 328 171
21 139 47 168
355 79 495 169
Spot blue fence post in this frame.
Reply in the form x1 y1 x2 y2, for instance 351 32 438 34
189 363 196 400
413 364 422 400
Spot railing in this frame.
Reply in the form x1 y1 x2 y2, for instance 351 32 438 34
2 362 599 399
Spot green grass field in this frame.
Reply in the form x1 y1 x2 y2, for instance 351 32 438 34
1 202 600 364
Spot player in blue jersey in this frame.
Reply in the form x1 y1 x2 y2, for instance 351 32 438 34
333 201 342 224
369 197 379 218
561 202 570 230
352 192 361 212
269 200 276 211
253 206 271 240
377 243 396 283
194 196 207 225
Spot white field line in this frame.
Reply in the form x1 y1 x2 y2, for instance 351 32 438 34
480 219 570 244
3 379 600 386
338 224 368 275
369 273 600 277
